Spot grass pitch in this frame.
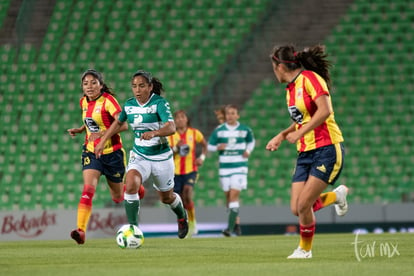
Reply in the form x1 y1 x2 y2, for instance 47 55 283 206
0 233 412 276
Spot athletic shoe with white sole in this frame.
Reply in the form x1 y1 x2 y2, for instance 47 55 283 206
186 221 198 238
287 247 312 259
333 185 349 216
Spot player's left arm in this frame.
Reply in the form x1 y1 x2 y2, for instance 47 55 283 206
141 121 176 140
141 100 176 140
286 95 332 144
243 128 255 158
195 131 208 165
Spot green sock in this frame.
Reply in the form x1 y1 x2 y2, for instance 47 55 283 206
124 199 140 226
228 208 239 231
170 193 187 220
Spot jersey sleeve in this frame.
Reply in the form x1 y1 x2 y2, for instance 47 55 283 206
245 126 255 152
304 72 329 100
118 105 127 122
157 99 174 123
195 129 205 143
245 126 255 143
79 97 84 109
167 133 174 147
105 94 122 117
208 128 218 146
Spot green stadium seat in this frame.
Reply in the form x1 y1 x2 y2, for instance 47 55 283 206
2 0 412 211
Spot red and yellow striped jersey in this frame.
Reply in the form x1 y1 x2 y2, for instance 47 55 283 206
286 70 344 152
168 127 205 175
80 92 123 154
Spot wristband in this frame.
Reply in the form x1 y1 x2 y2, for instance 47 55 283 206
199 154 206 161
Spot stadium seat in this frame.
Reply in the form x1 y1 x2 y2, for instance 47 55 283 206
1 0 412 210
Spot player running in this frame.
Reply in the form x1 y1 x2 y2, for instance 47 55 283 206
266 45 348 259
208 104 255 237
95 70 188 239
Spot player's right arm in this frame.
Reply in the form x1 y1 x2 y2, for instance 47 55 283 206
67 125 86 137
266 123 296 151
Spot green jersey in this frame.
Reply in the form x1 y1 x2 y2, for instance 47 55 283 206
119 94 173 161
207 122 255 177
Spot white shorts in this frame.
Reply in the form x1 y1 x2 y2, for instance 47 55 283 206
127 151 175 192
219 174 247 192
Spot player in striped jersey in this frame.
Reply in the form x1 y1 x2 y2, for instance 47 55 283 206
95 70 188 239
208 104 255 237
68 69 130 244
168 110 207 237
266 45 348 258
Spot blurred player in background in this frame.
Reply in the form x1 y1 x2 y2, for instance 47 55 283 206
95 70 188 239
67 69 129 244
208 104 255 237
168 110 208 237
214 105 242 235
266 44 348 259
214 105 226 124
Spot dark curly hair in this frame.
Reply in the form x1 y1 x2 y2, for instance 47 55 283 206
270 45 332 89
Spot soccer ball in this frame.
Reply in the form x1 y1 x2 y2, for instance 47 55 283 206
116 224 144 249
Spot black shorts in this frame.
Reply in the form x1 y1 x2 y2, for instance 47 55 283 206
81 146 126 183
173 171 198 194
292 143 344 185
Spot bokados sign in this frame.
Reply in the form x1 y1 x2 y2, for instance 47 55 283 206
0 209 128 240
1 211 57 238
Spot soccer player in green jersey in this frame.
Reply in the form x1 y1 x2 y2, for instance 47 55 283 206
208 104 255 237
96 70 188 239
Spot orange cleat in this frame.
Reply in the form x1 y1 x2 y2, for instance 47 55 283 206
70 229 85 244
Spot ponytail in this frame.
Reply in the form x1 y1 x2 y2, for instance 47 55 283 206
271 44 332 89
101 84 115 96
150 77 164 95
296 46 332 89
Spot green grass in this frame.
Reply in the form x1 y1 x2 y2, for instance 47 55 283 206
0 233 413 276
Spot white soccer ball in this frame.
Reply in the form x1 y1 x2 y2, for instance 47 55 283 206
116 224 144 249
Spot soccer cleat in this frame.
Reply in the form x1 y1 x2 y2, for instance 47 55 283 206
233 224 242 236
192 221 198 235
222 229 231 237
187 221 198 237
177 218 189 239
70 229 85 244
333 185 349 216
287 247 312 259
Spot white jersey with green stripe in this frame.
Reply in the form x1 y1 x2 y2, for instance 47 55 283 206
119 93 173 161
208 122 255 177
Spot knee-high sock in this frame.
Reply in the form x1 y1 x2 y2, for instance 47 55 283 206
170 193 187 220
124 193 140 226
228 201 239 231
313 192 337 212
299 222 316 251
77 184 95 232
184 201 196 223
